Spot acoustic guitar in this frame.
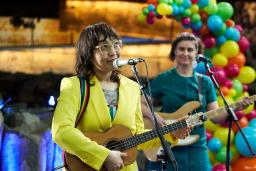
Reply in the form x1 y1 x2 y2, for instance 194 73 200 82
64 112 206 171
143 95 256 161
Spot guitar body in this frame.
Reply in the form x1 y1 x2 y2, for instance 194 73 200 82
143 101 201 161
64 125 137 171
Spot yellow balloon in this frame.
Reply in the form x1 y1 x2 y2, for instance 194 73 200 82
217 96 234 107
231 145 240 164
210 0 217 4
205 120 219 132
190 4 199 13
137 13 146 23
237 66 256 84
220 41 240 58
214 127 234 145
157 3 169 15
228 88 237 98
208 151 217 165
212 53 228 67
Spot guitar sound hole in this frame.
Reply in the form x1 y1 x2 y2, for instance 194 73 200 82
105 140 124 151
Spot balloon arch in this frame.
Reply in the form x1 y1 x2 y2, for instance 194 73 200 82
139 0 256 170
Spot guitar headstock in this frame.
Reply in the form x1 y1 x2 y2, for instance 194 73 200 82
186 112 207 127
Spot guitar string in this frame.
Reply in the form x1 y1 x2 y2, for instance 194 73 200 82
105 121 187 151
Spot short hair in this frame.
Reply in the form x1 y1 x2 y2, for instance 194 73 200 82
169 32 204 61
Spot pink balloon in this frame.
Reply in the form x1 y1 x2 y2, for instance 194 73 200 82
203 36 216 48
146 16 155 24
243 84 248 92
246 110 256 121
206 130 213 142
238 36 250 53
235 25 243 34
212 163 227 171
148 11 155 18
181 17 191 25
224 64 240 78
223 80 233 88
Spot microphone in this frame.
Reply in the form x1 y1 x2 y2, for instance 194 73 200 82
113 58 144 69
196 54 211 63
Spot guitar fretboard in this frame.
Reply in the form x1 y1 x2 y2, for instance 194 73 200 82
115 120 187 151
206 94 256 119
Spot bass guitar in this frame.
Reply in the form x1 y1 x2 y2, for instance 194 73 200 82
64 112 206 171
143 94 256 161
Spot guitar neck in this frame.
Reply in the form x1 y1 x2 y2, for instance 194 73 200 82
206 94 256 119
120 120 187 151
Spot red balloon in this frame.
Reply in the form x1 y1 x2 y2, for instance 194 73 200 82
223 80 233 88
203 36 216 48
191 0 199 3
224 63 240 78
228 52 246 68
235 110 244 120
246 110 256 121
232 157 256 171
225 19 235 27
212 163 227 171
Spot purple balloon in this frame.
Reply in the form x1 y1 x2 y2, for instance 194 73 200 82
203 36 216 48
238 36 250 53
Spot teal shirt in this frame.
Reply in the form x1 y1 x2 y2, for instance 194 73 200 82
148 67 217 171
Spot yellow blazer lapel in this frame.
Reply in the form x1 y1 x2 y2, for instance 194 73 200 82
89 76 112 130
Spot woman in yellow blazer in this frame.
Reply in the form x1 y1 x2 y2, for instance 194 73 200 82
51 22 188 171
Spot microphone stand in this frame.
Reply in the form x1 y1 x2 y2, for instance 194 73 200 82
130 64 178 171
203 61 255 171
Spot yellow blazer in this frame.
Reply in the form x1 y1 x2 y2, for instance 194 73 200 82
52 75 177 171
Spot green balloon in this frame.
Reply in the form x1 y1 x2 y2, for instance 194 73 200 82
232 79 243 97
158 0 169 4
205 47 219 58
191 13 201 23
143 7 149 15
174 0 183 6
216 147 233 163
183 9 191 17
207 3 218 15
217 2 234 21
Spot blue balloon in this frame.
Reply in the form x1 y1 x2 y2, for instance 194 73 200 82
249 118 256 128
195 62 206 74
191 21 202 31
148 4 156 11
224 27 240 42
172 4 179 16
235 126 256 157
198 0 209 8
216 35 227 46
178 6 185 15
207 15 224 33
208 138 222 152
182 0 192 8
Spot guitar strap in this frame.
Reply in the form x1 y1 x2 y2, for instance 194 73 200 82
63 77 90 170
196 73 203 109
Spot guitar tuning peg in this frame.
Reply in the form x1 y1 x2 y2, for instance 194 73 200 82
188 112 192 116
200 114 208 122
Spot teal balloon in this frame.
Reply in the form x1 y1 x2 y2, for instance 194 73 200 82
232 79 243 97
208 138 222 152
216 35 227 46
225 27 240 42
198 0 209 8
182 0 192 8
195 62 206 74
207 15 224 33
235 127 256 157
217 2 234 21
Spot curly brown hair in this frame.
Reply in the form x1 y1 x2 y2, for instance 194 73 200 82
169 32 204 61
75 22 120 82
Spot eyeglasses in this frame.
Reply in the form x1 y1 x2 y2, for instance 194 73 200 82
95 40 122 54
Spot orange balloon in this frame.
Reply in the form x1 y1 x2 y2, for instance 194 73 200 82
232 157 256 171
220 86 229 96
228 52 246 68
199 24 210 35
226 19 235 27
232 116 248 133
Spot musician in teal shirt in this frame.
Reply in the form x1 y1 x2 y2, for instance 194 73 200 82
142 32 219 171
